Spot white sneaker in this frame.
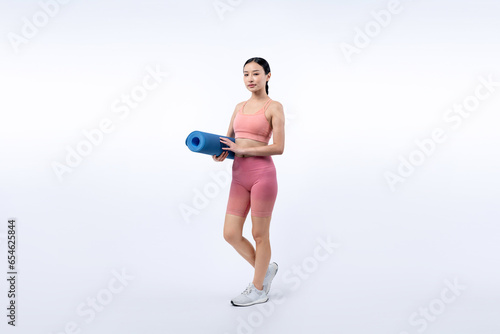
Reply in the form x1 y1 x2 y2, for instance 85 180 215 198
231 282 268 307
263 262 279 294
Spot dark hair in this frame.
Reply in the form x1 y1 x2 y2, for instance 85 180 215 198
243 57 271 95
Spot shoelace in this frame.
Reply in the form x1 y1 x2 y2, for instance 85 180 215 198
241 284 254 295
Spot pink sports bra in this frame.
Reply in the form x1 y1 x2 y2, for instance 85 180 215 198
233 98 273 143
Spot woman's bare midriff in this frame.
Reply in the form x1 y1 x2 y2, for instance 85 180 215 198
235 138 268 158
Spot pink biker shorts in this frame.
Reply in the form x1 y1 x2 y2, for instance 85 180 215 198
226 155 278 218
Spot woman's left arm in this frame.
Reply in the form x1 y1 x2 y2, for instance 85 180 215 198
243 102 285 157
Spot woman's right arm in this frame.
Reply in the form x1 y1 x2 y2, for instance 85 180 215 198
213 103 241 161
226 102 241 137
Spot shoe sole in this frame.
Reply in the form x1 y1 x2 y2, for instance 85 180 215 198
264 262 279 294
231 297 269 307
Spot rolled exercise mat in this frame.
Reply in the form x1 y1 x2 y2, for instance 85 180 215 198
185 131 235 159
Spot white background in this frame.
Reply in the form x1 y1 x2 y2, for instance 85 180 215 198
1 0 499 333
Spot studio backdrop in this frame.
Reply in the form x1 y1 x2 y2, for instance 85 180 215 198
0 0 499 333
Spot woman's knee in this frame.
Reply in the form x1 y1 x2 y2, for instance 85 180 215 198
223 214 245 244
251 229 270 244
223 229 242 244
251 215 271 243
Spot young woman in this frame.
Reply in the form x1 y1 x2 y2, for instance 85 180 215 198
213 57 285 307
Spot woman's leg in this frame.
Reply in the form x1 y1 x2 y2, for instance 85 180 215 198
225 156 277 291
251 215 272 290
224 162 255 265
223 213 256 267
224 213 271 290
249 160 278 291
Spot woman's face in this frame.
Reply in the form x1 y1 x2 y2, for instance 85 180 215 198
243 62 270 92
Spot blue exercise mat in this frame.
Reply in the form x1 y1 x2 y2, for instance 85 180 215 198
185 131 235 159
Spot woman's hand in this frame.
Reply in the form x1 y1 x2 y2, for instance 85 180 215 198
212 150 229 162
220 137 246 156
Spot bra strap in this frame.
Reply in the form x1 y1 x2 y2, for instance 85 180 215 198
239 100 248 113
241 98 272 114
261 98 272 112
